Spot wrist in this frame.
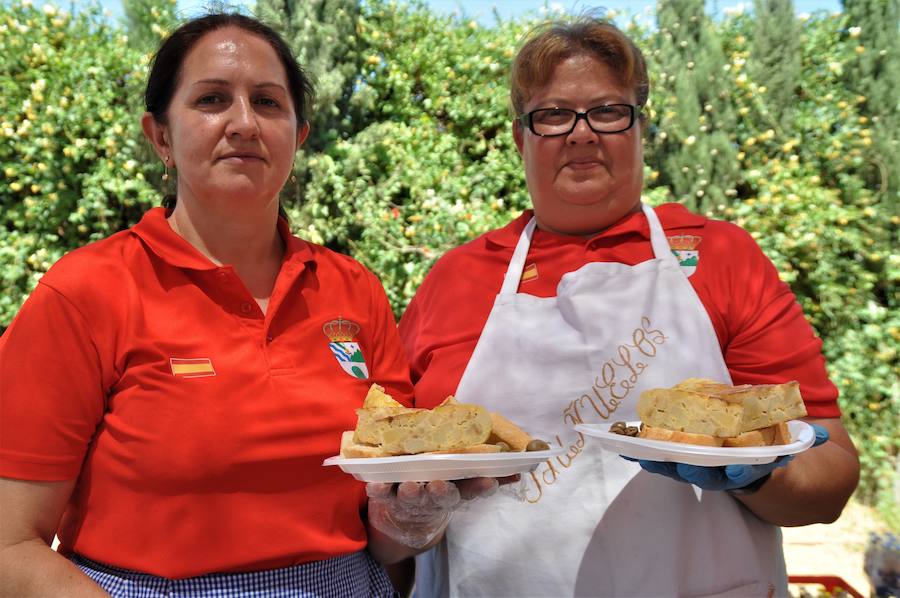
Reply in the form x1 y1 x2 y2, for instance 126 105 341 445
726 472 772 496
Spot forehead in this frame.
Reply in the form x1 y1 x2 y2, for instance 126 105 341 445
526 55 633 109
179 26 286 84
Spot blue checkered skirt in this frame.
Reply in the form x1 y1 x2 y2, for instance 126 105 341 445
70 551 397 597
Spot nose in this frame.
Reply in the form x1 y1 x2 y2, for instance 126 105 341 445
567 114 597 145
225 97 260 139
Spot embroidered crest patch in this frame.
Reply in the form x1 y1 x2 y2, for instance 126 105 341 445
667 235 701 276
323 317 369 379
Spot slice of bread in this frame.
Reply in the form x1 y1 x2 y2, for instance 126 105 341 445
427 443 502 455
638 421 793 448
772 421 792 445
638 425 726 447
486 412 533 452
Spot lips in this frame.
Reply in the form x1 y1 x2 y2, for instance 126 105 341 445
219 151 265 162
564 158 603 170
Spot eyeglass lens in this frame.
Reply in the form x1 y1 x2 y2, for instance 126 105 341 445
530 105 634 135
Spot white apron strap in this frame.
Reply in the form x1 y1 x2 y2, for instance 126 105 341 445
642 203 678 263
499 217 537 295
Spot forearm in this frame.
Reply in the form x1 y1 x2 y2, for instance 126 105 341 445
734 417 859 526
0 538 109 597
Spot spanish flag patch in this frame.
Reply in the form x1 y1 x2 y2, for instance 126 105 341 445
521 262 539 283
170 357 216 378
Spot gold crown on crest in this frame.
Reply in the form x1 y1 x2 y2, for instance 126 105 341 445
668 235 702 251
323 317 360 342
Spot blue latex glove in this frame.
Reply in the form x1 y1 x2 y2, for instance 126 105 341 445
631 423 829 492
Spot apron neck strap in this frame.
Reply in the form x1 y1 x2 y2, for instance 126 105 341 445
500 217 536 294
642 204 676 261
501 204 674 295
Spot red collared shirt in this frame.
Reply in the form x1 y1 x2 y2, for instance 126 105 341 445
400 203 839 417
0 207 412 577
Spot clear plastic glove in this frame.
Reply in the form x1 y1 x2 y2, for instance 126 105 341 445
366 478 498 549
630 423 829 492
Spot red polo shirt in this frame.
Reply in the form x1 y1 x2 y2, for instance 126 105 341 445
0 207 413 578
400 203 840 417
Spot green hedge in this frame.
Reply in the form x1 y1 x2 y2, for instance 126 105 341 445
0 1 160 320
1 0 896 513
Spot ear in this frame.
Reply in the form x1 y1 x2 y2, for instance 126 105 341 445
512 119 525 157
141 112 172 164
295 122 310 151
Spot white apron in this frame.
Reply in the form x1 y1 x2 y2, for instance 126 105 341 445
415 205 786 598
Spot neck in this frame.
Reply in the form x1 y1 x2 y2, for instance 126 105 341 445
167 199 285 306
535 201 644 238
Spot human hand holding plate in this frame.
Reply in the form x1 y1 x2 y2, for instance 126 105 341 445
366 478 499 548
629 423 829 493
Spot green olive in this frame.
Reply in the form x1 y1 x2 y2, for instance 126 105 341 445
526 439 550 452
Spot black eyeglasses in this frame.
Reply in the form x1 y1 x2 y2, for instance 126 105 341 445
518 104 641 136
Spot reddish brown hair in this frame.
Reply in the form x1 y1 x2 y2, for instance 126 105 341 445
510 17 649 116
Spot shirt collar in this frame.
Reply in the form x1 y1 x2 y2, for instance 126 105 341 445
484 202 707 249
131 207 315 270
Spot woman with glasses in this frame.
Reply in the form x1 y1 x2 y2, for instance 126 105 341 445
372 15 860 597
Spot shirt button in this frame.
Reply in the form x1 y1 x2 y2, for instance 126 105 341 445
240 302 253 314
217 270 229 281
266 335 274 343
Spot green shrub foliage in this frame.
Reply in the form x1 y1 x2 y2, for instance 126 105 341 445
0 0 896 510
0 1 160 323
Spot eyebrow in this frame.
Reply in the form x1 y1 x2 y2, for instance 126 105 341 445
192 79 287 92
536 95 631 107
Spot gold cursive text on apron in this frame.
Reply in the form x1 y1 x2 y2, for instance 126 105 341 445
524 316 668 503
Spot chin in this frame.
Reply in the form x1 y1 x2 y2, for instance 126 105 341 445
558 192 615 209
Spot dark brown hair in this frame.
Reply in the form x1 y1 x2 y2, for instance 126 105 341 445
145 13 314 126
144 13 313 212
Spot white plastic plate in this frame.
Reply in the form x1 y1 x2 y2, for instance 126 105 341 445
574 420 815 466
323 447 566 483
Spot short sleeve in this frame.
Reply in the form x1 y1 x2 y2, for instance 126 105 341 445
0 282 107 480
700 222 841 418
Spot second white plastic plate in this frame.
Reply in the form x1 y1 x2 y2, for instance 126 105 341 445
574 420 815 466
323 447 565 483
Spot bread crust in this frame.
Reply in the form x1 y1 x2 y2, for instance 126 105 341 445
638 422 793 448
427 443 502 455
487 412 532 452
721 426 776 447
638 425 725 447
